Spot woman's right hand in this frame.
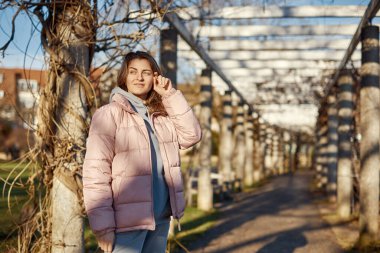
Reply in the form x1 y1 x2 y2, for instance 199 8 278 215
97 231 115 253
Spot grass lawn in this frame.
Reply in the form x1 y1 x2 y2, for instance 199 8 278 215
84 207 219 253
168 207 219 252
0 161 100 252
0 159 220 253
0 160 33 252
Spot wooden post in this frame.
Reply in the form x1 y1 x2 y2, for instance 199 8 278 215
197 68 213 211
282 131 291 173
264 126 274 176
244 108 254 187
253 115 262 182
358 25 380 247
288 134 295 173
259 122 268 177
160 24 177 88
337 69 354 220
320 125 329 189
161 23 178 235
294 134 301 172
315 113 329 188
233 101 246 180
278 131 285 174
327 93 338 202
271 129 280 175
307 144 313 169
219 90 233 182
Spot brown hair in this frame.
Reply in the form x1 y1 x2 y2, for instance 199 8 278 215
117 51 167 115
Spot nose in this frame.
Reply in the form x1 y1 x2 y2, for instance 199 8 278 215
137 72 143 81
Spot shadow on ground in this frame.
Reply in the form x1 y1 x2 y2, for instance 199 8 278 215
176 171 348 253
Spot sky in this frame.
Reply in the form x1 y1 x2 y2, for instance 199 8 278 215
0 0 373 72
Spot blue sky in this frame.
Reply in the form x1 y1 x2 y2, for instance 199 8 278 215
0 0 373 72
0 9 44 69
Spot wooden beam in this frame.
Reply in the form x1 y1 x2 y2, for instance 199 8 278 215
221 68 333 77
164 12 254 112
194 24 376 37
183 59 361 70
179 50 361 61
177 5 367 19
178 39 358 51
207 39 358 51
324 0 380 100
213 75 320 85
256 105 317 130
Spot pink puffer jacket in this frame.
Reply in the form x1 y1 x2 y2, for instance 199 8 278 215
83 89 201 236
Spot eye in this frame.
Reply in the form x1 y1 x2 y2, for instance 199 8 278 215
142 71 152 76
128 69 137 75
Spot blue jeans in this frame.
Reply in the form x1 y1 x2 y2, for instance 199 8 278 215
112 222 170 253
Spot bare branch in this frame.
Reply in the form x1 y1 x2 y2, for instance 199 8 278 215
0 4 22 57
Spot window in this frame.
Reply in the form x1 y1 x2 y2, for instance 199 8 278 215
17 79 38 92
0 90 4 98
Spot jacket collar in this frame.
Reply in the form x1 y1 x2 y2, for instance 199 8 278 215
110 89 166 117
111 93 136 114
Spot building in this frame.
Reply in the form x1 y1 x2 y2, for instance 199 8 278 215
0 67 47 126
0 66 204 158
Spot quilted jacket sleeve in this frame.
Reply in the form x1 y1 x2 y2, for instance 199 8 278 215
83 106 116 236
162 88 202 149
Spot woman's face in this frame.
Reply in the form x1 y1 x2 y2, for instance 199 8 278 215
126 58 154 100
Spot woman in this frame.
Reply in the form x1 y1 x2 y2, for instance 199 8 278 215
83 51 202 253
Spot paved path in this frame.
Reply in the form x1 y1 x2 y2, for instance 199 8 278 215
187 171 344 253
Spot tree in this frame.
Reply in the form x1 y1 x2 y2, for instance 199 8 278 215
0 1 174 251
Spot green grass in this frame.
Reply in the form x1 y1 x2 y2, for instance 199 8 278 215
84 219 98 252
83 207 219 253
168 207 219 252
0 160 33 252
84 207 219 253
0 160 100 252
0 159 221 252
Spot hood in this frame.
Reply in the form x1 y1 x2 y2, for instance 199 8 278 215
109 86 136 113
109 86 166 117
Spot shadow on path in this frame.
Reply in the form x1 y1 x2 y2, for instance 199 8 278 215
182 171 344 253
256 229 308 253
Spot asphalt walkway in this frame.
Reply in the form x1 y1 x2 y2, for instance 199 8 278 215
188 171 344 253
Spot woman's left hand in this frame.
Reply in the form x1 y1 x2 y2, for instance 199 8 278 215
153 72 174 96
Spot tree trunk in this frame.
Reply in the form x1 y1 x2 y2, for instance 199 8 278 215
47 2 93 252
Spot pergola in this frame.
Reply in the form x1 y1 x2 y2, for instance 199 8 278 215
156 1 380 245
159 2 380 132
